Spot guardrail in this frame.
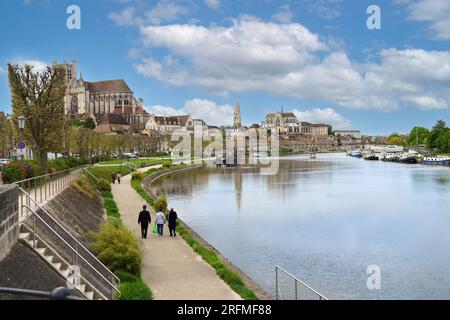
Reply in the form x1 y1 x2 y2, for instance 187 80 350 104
275 266 328 300
15 166 88 215
19 189 120 299
0 287 85 300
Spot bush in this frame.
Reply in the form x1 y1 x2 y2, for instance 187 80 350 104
102 191 113 199
1 164 23 184
89 223 141 276
115 270 140 283
104 198 120 218
153 196 168 213
132 172 144 181
96 178 112 192
118 280 153 300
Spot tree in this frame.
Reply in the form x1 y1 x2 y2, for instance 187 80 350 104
83 118 96 130
0 117 14 158
386 133 406 146
8 64 66 173
428 120 448 150
407 127 430 146
327 125 334 136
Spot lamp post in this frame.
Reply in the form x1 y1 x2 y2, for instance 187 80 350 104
17 116 25 162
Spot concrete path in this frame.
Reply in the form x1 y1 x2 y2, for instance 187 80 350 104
112 167 241 300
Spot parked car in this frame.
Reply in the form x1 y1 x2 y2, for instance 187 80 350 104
0 159 11 169
123 152 138 159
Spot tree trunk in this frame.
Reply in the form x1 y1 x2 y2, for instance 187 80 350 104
38 149 49 174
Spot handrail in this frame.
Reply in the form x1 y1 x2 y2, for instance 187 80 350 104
19 188 120 285
0 287 85 300
83 168 99 183
22 204 120 296
275 265 328 300
14 165 89 186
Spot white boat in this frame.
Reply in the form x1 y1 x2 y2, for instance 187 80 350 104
420 156 450 165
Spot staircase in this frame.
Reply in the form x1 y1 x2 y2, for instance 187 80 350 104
19 224 101 300
18 188 120 300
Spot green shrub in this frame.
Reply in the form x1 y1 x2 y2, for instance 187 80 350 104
118 280 153 300
96 178 112 192
102 191 113 199
132 172 144 180
115 270 140 283
104 198 120 218
89 223 141 276
107 216 122 228
1 164 23 183
154 196 168 213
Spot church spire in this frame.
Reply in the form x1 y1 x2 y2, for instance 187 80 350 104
233 100 242 128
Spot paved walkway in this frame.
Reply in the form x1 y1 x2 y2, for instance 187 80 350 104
112 167 241 300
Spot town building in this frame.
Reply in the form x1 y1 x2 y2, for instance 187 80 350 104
301 122 329 136
145 115 194 134
334 130 362 139
94 113 131 135
262 111 300 134
55 60 151 130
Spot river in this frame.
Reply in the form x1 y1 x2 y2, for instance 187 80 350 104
150 153 450 299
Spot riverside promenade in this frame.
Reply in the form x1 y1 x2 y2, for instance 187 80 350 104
112 166 241 300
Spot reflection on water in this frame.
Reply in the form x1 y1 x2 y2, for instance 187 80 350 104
151 153 450 299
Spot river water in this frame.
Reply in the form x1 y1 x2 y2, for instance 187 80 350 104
150 153 450 299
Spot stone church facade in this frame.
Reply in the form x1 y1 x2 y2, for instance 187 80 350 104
54 60 150 132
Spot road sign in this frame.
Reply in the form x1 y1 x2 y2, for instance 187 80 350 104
18 141 26 150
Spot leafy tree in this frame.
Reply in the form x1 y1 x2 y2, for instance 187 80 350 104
0 116 14 157
407 127 430 146
327 125 334 136
83 117 96 130
427 120 448 150
386 133 406 146
8 64 66 173
435 129 450 153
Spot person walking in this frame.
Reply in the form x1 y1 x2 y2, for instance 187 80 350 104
112 172 117 184
168 208 178 237
117 173 122 184
138 205 151 239
155 211 166 236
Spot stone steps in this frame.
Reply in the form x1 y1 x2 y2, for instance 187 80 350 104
19 231 98 300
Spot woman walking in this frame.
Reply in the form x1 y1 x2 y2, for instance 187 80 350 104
155 211 166 236
168 208 178 237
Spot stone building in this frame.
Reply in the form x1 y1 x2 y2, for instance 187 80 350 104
94 113 131 135
262 111 300 134
145 115 194 134
54 60 150 130
301 122 329 136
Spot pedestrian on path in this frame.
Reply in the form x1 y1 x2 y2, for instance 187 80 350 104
112 172 117 184
138 205 151 239
155 211 166 236
117 173 122 184
168 208 178 237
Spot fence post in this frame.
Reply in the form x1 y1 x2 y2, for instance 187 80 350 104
275 266 279 300
295 279 298 300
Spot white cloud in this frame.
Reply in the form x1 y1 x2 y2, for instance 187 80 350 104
12 60 49 73
204 0 220 10
145 98 234 126
401 0 450 40
133 14 450 112
145 1 189 25
108 7 140 27
272 5 294 23
293 108 351 129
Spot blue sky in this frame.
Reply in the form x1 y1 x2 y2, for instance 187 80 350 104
0 0 449 135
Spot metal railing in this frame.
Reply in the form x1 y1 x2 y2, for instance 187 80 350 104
19 190 120 299
15 166 88 216
0 287 85 300
275 266 328 300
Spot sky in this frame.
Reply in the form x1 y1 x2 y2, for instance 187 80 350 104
0 0 449 135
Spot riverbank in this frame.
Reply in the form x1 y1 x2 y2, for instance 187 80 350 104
112 164 242 300
141 164 272 300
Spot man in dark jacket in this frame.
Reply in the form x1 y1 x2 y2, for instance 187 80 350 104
168 208 178 237
138 205 151 239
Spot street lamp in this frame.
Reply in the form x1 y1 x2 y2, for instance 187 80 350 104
17 116 25 162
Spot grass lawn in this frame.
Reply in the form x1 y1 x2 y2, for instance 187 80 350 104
88 166 133 181
100 158 171 167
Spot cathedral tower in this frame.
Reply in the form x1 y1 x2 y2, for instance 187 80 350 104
233 100 242 128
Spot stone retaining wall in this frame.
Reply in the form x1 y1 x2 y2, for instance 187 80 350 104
0 185 19 261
